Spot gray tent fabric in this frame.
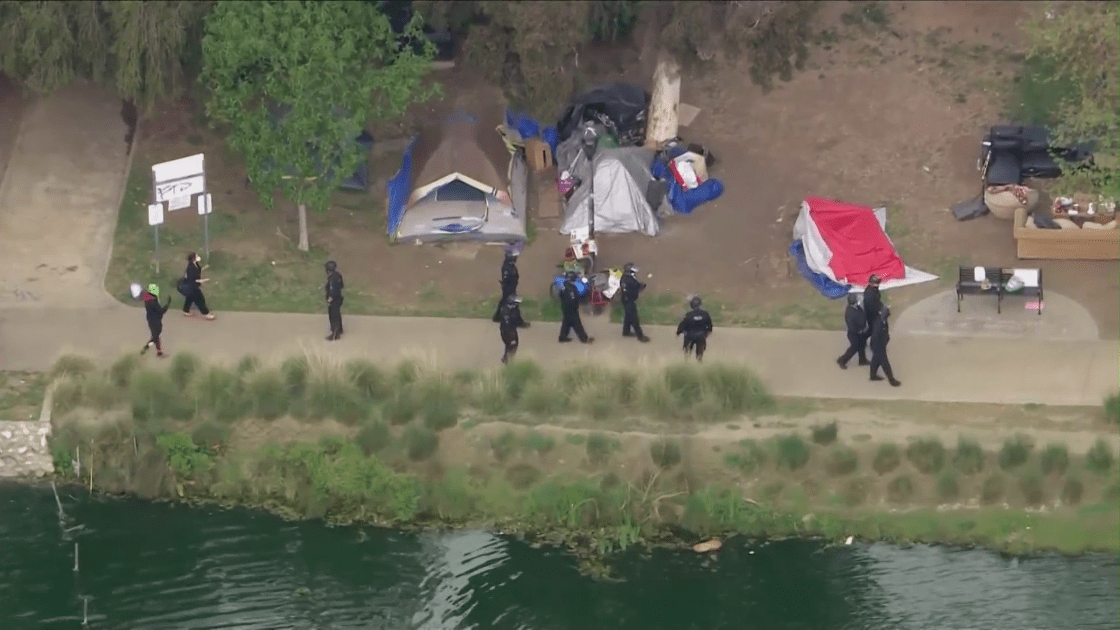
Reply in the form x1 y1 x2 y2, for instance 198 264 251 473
557 132 665 237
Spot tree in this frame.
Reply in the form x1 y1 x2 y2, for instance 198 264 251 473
202 1 436 251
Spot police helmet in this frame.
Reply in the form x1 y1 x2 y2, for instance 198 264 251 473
624 262 637 274
324 260 337 273
506 293 522 304
565 270 579 281
847 293 859 305
505 248 520 259
689 296 702 309
868 274 881 286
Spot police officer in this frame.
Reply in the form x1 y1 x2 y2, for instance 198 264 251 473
869 304 901 387
836 293 870 369
492 248 521 323
498 294 529 364
863 274 883 324
558 270 593 344
324 260 344 341
676 296 713 361
619 263 650 342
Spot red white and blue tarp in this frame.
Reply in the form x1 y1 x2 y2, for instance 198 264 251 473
791 196 937 298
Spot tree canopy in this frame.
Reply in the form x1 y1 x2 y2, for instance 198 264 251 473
202 0 436 249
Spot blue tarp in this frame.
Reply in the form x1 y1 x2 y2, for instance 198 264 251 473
789 240 851 299
650 151 725 215
506 109 559 157
386 136 419 238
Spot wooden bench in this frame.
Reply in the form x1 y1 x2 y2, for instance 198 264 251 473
956 266 1043 315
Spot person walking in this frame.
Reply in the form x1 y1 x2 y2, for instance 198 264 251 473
619 263 650 342
139 283 172 357
179 252 215 320
862 274 882 324
497 294 529 364
324 260 344 341
869 304 901 387
676 296 713 362
492 249 522 323
836 293 870 369
558 271 593 344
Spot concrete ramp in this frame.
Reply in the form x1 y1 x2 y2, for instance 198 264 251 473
0 82 128 308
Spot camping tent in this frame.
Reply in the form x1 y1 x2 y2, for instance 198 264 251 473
556 131 667 237
387 111 528 243
792 196 937 294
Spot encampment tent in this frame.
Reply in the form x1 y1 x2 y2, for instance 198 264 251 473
387 111 528 244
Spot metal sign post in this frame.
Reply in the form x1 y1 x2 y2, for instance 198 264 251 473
199 193 213 258
147 203 165 274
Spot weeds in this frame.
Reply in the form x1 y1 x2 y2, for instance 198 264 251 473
1019 472 1044 506
51 355 96 380
492 430 518 462
403 425 439 461
998 434 1032 470
586 432 617 466
1039 443 1070 476
953 437 985 475
886 475 913 503
194 366 246 422
169 352 203 384
650 439 683 469
730 439 769 475
503 361 544 401
383 390 419 425
1085 439 1114 474
108 355 140 388
935 470 960 502
245 369 288 420
523 431 556 454
356 421 392 456
906 438 946 475
521 380 565 416
505 463 542 490
346 360 386 400
281 356 310 397
1105 393 1119 425
842 479 870 507
825 445 859 476
473 374 512 416
1060 477 1083 506
811 421 838 446
981 474 1006 505
873 443 901 475
774 434 811 471
418 379 460 431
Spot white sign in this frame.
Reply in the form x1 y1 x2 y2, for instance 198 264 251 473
152 153 206 204
198 193 213 216
169 196 192 210
154 175 206 204
147 203 165 226
152 153 205 183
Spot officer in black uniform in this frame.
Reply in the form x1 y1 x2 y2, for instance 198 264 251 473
836 293 870 369
676 296 713 361
324 260 345 341
558 270 593 344
619 263 650 342
869 304 901 387
863 274 883 324
492 249 521 323
497 294 529 364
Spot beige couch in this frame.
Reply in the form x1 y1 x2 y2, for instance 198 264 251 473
1013 207 1119 260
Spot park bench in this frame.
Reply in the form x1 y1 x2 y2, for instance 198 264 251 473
956 266 1043 315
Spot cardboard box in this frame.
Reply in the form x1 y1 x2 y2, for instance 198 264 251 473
1013 207 1119 260
525 137 553 172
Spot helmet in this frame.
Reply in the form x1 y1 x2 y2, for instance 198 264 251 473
565 270 578 281
147 283 160 297
325 260 337 273
689 296 702 309
868 274 881 286
505 248 520 259
847 293 859 305
506 294 522 304
624 262 637 274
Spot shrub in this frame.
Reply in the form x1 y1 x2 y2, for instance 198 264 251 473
573 380 617 421
395 360 421 386
130 370 187 423
50 378 83 416
639 374 676 419
811 421 838 446
192 366 245 422
191 422 230 453
346 359 386 401
980 473 1006 505
318 433 347 456
156 432 210 477
505 463 542 490
1061 477 1084 505
51 354 96 380
935 470 960 502
886 475 914 503
612 370 641 406
491 430 518 462
1039 443 1070 476
906 438 946 474
520 380 565 416
244 369 288 420
356 421 392 456
523 431 555 454
1104 482 1120 504
109 354 141 388
735 439 769 475
872 443 901 474
998 434 1033 470
1085 438 1115 474
825 445 858 476
472 374 511 415
664 364 704 408
586 432 616 466
565 433 586 445
51 438 74 476
235 355 260 375
280 356 310 397
774 434 811 471
650 439 683 469
418 380 460 431
81 374 120 411
1019 472 1044 506
1105 392 1119 424
169 352 202 384
953 436 985 475
305 366 368 424
383 390 419 425
700 363 773 414
842 479 870 507
403 425 439 461
503 361 543 401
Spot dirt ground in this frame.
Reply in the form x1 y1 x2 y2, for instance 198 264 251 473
104 1 1117 336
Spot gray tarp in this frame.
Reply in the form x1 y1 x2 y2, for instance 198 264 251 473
557 131 665 237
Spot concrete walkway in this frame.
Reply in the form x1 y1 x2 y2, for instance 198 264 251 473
0 304 1115 407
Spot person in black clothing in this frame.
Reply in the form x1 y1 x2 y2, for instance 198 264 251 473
558 271 593 344
862 274 882 324
869 305 901 387
324 260 345 341
498 294 529 364
619 263 650 342
676 296 714 361
140 283 172 357
836 293 870 369
492 249 522 323
179 252 215 320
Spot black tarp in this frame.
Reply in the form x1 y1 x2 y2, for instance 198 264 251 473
556 83 650 146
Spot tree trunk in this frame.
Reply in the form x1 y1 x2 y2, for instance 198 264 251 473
646 51 681 149
297 202 309 252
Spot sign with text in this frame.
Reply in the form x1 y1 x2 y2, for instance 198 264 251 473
152 154 206 204
198 193 213 215
147 203 165 226
169 196 192 210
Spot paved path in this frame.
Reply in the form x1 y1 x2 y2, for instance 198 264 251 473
0 304 1115 407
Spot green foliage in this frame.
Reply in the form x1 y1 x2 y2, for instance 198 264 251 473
650 439 682 469
520 380 565 416
130 369 188 424
190 422 230 453
872 443 901 475
906 438 946 475
80 374 121 411
774 434 810 471
383 390 419 425
356 421 392 456
841 479 870 507
825 445 858 476
203 0 436 222
981 474 1006 505
505 463 542 490
700 363 774 415
304 366 368 424
245 369 289 420
1061 477 1084 506
523 431 555 455
281 356 310 397
193 366 246 422
51 438 74 477
810 421 838 446
169 352 203 385
1039 443 1070 476
953 437 985 475
935 470 960 502
50 378 83 416
565 433 586 445
156 432 211 477
998 434 1032 470
1105 393 1120 425
727 439 768 475
280 441 420 520
108 354 141 388
585 432 619 466
1085 439 1115 474
886 475 913 503
417 379 460 431
51 354 96 380
503 361 543 401
472 374 512 415
1018 472 1044 506
491 430 518 462
346 360 386 400
235 355 260 375
403 425 439 461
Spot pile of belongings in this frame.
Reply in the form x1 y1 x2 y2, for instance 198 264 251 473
556 83 650 147
651 139 724 215
790 197 938 298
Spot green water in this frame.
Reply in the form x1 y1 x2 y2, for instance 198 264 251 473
2 483 1117 630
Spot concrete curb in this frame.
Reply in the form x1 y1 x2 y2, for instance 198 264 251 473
98 106 141 306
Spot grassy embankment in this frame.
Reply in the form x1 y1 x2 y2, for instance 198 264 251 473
43 353 1120 563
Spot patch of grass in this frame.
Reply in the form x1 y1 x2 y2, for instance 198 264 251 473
244 369 288 420
304 362 368 424
130 369 189 424
664 364 704 408
520 379 565 416
403 425 439 461
169 352 203 385
50 378 83 416
639 373 677 419
1085 439 1114 474
841 479 870 507
1039 443 1070 476
236 355 260 375
51 355 96 380
573 379 617 421
1061 477 1084 506
840 1 889 28
491 430 518 462
810 421 838 446
346 359 387 401
417 379 460 431
523 431 555 455
1105 393 1119 425
473 374 512 416
383 390 419 425
194 366 247 422
886 475 913 503
998 434 1032 470
356 421 392 456
935 470 960 502
586 432 617 466
700 363 773 415
281 356 310 397
730 439 769 475
650 439 682 469
503 361 544 401
564 433 586 445
774 434 811 471
953 436 985 475
191 422 231 453
1019 472 1044 506
108 355 141 388
825 445 858 476
1007 53 1077 127
505 463 542 490
906 438 946 475
980 473 1006 505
